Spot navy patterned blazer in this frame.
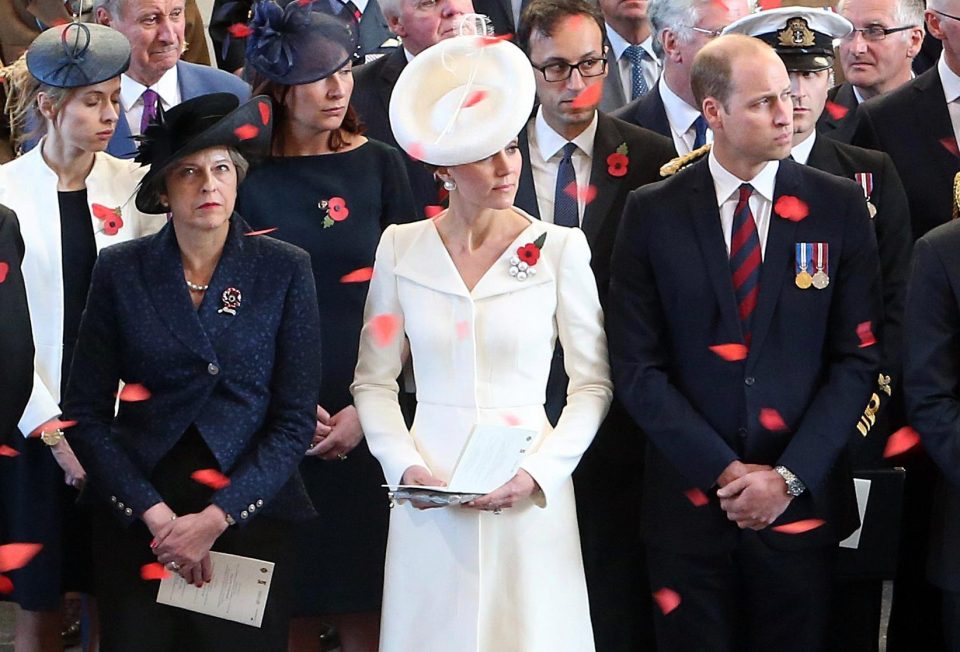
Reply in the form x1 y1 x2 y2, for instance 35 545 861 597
62 215 321 526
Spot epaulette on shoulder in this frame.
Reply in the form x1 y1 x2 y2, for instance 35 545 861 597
660 143 712 178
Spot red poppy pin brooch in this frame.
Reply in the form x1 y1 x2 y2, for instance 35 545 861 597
91 204 124 236
606 143 629 178
508 233 546 282
318 196 350 228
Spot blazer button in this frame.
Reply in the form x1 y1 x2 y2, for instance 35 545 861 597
117 501 125 509
744 376 755 386
208 363 220 376
241 510 249 519
124 508 133 517
110 495 118 503
256 499 263 507
738 427 748 439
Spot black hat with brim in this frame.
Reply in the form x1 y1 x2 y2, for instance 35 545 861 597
134 93 273 214
26 22 131 88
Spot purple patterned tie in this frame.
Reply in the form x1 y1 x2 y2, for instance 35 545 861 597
139 89 159 134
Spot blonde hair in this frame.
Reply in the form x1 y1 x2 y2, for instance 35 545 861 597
2 54 74 152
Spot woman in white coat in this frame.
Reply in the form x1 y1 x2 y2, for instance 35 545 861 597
0 23 163 651
351 33 613 652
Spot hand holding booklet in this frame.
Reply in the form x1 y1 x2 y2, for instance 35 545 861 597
388 424 536 505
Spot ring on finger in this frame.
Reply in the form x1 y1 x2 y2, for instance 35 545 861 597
493 506 502 515
166 561 180 571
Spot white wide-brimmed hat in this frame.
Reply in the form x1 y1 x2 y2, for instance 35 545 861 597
389 34 536 167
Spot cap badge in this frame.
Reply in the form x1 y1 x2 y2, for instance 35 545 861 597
778 17 816 48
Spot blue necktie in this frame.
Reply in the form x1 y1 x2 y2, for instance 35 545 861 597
553 142 579 227
693 115 708 149
624 45 649 101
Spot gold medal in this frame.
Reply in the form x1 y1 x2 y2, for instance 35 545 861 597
795 242 812 289
812 271 829 289
796 271 813 289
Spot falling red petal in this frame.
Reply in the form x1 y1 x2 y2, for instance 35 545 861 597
370 314 400 348
856 321 876 348
463 90 487 108
118 383 152 402
407 143 425 162
502 412 521 426
940 137 960 158
479 33 513 46
771 518 826 534
227 23 253 38
684 488 709 507
28 419 78 438
709 343 748 362
191 468 231 490
564 181 598 205
759 408 788 432
570 83 603 110
0 445 19 457
710 0 728 10
824 101 849 121
140 562 171 581
652 587 682 615
884 426 921 458
455 320 470 341
757 0 781 8
424 205 445 219
234 124 259 141
0 543 42 572
258 101 270 125
0 576 12 594
0 262 8 284
340 267 374 283
244 227 278 237
774 195 809 222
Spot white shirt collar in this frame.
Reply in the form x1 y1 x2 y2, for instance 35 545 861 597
790 131 817 165
120 65 179 113
534 107 599 161
660 77 702 134
940 51 960 104
605 25 657 62
708 149 779 206
403 47 416 63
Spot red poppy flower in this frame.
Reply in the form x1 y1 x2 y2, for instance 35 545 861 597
607 152 629 177
92 204 124 235
328 197 349 221
517 243 541 266
102 215 123 235
774 195 809 222
0 261 8 284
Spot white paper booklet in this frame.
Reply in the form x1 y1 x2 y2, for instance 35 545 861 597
392 424 537 494
156 551 274 627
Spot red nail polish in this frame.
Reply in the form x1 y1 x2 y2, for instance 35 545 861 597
150 539 158 548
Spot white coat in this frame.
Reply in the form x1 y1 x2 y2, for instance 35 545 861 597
0 145 166 435
352 214 613 652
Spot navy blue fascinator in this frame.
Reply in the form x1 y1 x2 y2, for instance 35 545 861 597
26 22 130 89
245 0 359 85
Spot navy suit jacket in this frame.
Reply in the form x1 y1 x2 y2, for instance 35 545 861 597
611 81 672 141
817 82 860 144
852 67 959 240
905 220 960 590
0 205 33 441
62 216 321 527
608 158 881 554
106 61 251 159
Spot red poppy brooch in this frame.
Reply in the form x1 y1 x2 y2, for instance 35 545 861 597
606 143 629 178
508 233 546 282
318 196 350 228
92 204 124 236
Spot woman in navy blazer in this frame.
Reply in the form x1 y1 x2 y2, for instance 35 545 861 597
62 93 321 651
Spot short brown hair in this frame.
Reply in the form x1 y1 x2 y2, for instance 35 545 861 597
517 0 607 58
690 44 734 111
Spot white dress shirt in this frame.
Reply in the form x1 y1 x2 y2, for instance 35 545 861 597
789 131 817 165
709 150 778 259
606 27 660 101
660 78 712 156
939 52 960 148
527 108 598 225
120 66 181 137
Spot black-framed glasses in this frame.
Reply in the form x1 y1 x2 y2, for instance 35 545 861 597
932 8 960 22
684 25 725 39
531 57 607 82
842 25 917 41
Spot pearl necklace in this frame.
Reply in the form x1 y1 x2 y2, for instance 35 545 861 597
185 279 209 292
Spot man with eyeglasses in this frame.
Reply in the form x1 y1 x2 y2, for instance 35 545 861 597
818 0 924 143
612 0 750 157
352 0 474 219
514 1 673 649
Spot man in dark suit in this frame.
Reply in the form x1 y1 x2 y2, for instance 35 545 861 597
612 0 749 157
608 34 880 651
905 217 960 652
818 0 924 142
597 0 660 113
352 0 473 218
0 204 32 442
94 0 250 158
516 1 673 649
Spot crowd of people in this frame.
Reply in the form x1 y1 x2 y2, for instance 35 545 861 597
1 0 960 651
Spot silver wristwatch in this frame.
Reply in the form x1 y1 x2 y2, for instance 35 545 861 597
774 465 806 497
